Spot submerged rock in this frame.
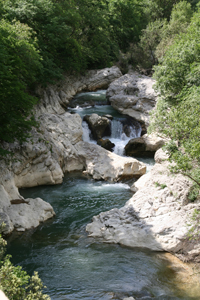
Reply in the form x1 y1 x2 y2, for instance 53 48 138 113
106 72 157 131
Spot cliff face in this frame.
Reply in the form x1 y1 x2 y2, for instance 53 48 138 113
0 66 146 234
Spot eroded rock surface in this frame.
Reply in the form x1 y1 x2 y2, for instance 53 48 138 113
36 66 122 116
125 134 165 157
75 142 146 181
86 149 199 256
0 66 146 234
83 113 111 140
106 72 157 131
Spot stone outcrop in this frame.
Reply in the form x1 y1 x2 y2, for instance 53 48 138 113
0 67 124 234
86 149 200 257
125 134 165 157
83 113 111 140
106 71 157 131
0 77 146 234
36 66 122 116
76 142 146 181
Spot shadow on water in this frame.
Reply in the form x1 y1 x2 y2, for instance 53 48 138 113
6 172 200 300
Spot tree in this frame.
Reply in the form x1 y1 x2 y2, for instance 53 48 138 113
149 7 200 195
0 232 50 299
0 19 41 156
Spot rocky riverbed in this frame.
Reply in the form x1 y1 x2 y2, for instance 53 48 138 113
1 66 200 263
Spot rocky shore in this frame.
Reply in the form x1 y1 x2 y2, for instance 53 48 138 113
1 66 199 263
0 67 146 234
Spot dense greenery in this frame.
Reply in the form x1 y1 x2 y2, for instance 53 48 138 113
149 3 200 193
0 0 151 153
0 232 50 299
1 0 200 297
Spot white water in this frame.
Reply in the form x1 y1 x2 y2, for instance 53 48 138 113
82 117 142 156
109 119 142 156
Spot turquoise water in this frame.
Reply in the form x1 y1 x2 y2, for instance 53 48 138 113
6 173 200 300
6 91 200 300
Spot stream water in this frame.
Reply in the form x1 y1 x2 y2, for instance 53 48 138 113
6 91 200 300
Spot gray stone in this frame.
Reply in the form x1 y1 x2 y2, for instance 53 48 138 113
106 72 157 130
86 150 200 256
125 134 165 157
83 114 111 140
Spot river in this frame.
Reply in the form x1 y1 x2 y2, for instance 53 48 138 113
6 91 200 300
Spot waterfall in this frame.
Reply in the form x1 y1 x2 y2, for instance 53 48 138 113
110 119 142 156
82 121 96 144
82 118 142 155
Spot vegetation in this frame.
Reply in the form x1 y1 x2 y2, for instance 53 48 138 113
1 0 200 297
0 231 49 300
149 2 200 196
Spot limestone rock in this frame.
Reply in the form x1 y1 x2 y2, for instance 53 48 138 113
106 72 157 130
125 134 165 157
155 148 169 163
76 141 146 181
86 155 199 255
86 66 122 91
36 66 122 116
5 198 55 232
83 114 111 140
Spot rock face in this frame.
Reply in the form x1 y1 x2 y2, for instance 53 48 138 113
125 134 165 157
0 67 147 234
83 114 111 140
75 142 146 181
36 66 122 116
86 149 200 256
106 72 157 131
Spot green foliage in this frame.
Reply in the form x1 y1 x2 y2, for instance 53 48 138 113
149 7 200 193
0 19 40 155
132 1 194 70
0 233 50 300
188 184 199 202
187 208 200 241
109 0 146 51
154 182 167 189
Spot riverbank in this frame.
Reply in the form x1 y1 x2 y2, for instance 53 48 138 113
1 66 200 264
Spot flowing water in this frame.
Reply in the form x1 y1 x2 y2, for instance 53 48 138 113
70 91 142 156
6 91 200 299
7 174 200 300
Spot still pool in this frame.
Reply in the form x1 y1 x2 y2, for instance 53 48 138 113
6 173 200 300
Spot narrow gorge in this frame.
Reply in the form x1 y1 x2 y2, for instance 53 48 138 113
1 67 200 300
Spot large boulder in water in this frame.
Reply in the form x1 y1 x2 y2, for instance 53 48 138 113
125 134 165 157
97 138 115 152
83 113 111 140
106 72 157 131
75 141 146 181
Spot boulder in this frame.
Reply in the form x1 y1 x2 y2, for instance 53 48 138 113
75 141 146 181
83 114 111 140
125 134 165 157
5 198 55 232
106 72 157 131
97 138 115 151
86 150 200 257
